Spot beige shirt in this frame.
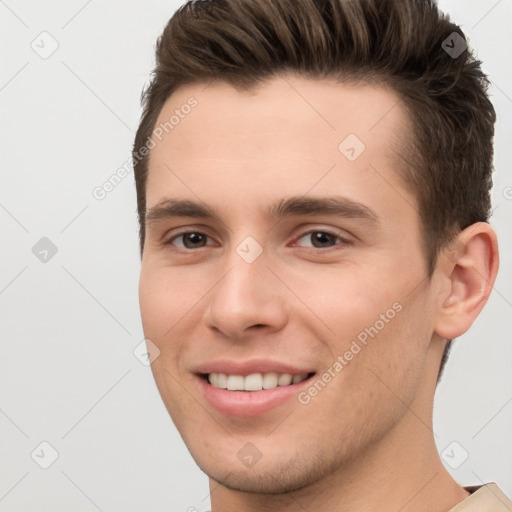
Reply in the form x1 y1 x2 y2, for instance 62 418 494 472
448 483 512 511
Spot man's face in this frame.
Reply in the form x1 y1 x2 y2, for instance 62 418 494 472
139 75 440 493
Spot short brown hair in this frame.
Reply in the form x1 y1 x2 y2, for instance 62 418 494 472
133 0 496 377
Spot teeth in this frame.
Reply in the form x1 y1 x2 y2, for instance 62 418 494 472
207 372 310 391
278 373 293 386
217 373 227 388
262 372 278 389
292 373 308 384
227 375 245 390
244 373 263 391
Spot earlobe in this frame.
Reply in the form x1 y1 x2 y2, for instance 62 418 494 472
434 222 499 340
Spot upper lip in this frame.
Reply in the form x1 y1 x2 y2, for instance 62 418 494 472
193 359 315 376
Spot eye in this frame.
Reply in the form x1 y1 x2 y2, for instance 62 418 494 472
165 231 214 250
164 228 351 252
294 230 351 249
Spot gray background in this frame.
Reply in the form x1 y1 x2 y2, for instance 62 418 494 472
1 0 511 510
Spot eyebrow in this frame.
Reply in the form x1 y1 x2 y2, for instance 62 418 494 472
145 196 379 225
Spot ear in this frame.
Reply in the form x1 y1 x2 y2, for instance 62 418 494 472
433 222 499 340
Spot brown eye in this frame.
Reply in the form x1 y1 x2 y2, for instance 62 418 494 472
166 232 211 249
295 230 349 249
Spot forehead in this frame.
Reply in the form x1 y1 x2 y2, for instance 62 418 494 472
145 74 415 221
151 74 406 160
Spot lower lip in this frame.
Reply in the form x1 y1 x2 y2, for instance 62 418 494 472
196 375 315 418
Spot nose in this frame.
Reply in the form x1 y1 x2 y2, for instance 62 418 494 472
203 245 289 340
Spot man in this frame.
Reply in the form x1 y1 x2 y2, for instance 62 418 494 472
133 0 510 510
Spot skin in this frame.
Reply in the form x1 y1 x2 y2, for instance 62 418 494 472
138 73 499 512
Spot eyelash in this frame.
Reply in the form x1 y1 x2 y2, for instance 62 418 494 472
164 228 352 252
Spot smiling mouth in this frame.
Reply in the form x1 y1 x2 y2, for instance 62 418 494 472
202 372 316 391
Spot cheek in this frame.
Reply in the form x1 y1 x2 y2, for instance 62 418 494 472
138 265 198 338
289 264 403 346
139 267 187 386
343 294 433 414
139 274 166 340
139 268 199 427
302 260 432 395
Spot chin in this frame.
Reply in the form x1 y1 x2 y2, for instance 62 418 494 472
204 466 315 494
192 448 336 495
